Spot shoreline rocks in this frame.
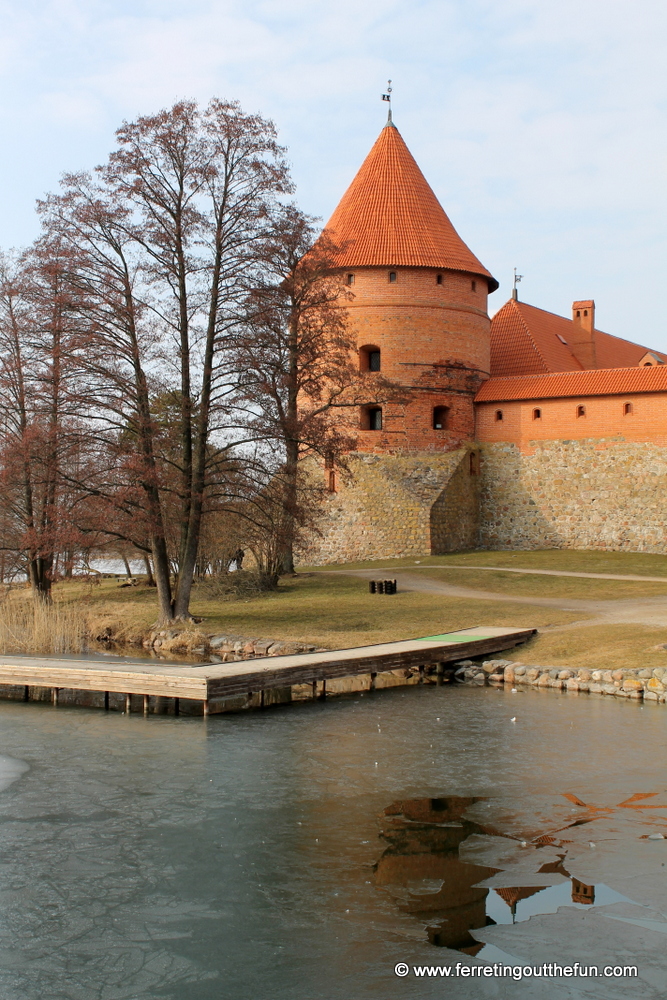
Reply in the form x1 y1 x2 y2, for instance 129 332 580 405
453 658 667 703
141 630 325 662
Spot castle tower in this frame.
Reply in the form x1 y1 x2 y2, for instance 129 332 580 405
324 120 498 452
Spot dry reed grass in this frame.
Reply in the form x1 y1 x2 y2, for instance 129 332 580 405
86 604 154 646
157 630 211 654
0 590 87 654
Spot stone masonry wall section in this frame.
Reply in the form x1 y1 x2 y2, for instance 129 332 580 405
298 448 480 565
480 438 667 551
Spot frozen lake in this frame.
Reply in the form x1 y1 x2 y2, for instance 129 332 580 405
0 684 665 999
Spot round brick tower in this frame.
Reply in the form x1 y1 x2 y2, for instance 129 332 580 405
324 119 498 452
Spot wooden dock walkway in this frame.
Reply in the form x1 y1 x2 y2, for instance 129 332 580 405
0 625 536 716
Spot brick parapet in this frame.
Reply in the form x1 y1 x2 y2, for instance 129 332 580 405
476 393 667 449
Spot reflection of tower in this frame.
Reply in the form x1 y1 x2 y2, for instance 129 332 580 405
494 885 547 923
375 797 498 954
571 878 595 905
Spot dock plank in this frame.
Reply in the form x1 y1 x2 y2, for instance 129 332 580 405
0 626 535 711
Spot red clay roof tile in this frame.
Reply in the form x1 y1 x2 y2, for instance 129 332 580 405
324 124 498 290
490 299 665 377
476 366 667 402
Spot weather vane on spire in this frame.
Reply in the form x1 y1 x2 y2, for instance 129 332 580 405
381 80 393 125
512 267 523 301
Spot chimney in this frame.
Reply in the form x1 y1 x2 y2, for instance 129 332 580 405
570 300 597 369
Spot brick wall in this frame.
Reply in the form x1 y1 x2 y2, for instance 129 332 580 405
346 266 491 450
297 448 480 565
476 393 667 447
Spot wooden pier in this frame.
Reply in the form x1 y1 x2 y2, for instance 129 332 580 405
0 625 536 716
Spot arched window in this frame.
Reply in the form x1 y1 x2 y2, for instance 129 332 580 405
362 407 382 431
624 402 633 415
346 273 355 285
577 404 586 418
433 406 449 430
327 470 337 492
388 271 397 283
495 409 503 421
359 345 381 372
533 407 541 420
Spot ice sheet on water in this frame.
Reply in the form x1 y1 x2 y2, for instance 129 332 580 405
0 754 28 792
473 903 667 1000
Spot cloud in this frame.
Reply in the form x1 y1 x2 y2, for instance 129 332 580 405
0 0 665 344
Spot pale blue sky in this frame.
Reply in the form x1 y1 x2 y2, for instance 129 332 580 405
2 0 666 347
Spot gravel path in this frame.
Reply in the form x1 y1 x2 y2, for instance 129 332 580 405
323 568 667 629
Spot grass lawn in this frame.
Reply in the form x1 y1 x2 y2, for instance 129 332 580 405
52 573 585 650
38 550 667 669
308 549 667 577
509 624 667 672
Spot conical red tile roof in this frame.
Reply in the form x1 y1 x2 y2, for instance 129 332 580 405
324 124 498 291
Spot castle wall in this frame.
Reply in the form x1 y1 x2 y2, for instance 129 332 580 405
479 438 667 552
476 393 667 447
297 449 480 565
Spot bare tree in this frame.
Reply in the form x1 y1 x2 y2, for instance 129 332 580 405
0 247 86 600
39 98 291 621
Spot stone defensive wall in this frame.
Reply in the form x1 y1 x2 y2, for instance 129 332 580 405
298 447 480 565
479 438 667 552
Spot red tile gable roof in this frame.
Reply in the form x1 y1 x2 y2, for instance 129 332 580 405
323 124 498 291
490 298 665 377
490 299 582 377
476 366 667 403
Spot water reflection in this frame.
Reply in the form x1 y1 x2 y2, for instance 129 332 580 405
374 796 629 952
374 797 498 953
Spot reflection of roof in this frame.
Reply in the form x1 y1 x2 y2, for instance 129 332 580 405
490 299 665 377
494 886 546 908
476 365 667 403
323 124 498 290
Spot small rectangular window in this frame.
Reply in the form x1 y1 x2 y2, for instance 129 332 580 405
577 404 586 418
363 407 383 430
471 280 477 292
624 402 633 415
532 408 541 420
436 274 443 285
389 271 397 283
369 407 382 430
433 406 449 430
346 273 355 285
495 409 503 421
369 350 381 372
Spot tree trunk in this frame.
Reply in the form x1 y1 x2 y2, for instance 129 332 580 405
151 535 174 623
143 553 156 586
